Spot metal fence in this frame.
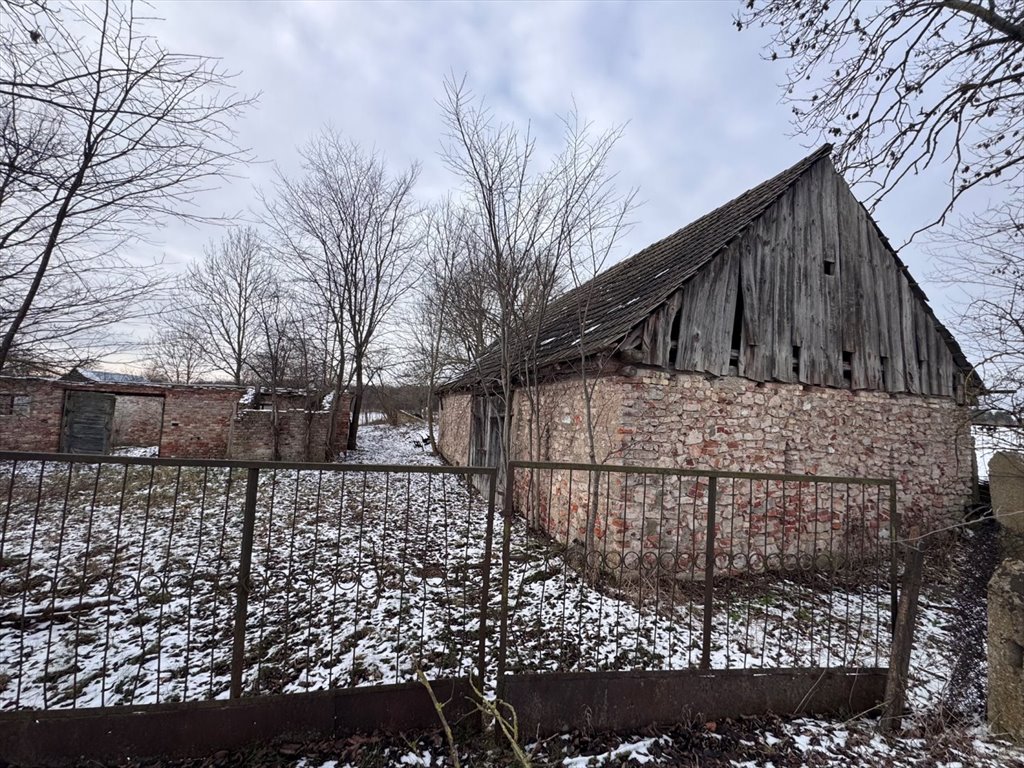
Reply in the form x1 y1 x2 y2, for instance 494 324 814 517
1 450 896 715
497 461 897 686
0 452 495 710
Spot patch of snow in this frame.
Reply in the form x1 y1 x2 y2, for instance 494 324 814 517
563 735 668 766
398 750 432 766
111 446 159 458
238 387 256 406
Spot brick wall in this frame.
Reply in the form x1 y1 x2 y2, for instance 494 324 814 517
0 377 65 452
228 393 351 462
439 369 974 569
0 376 355 462
111 395 163 448
158 388 241 458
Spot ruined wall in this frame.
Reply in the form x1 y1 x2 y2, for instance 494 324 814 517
0 377 65 452
0 376 358 461
157 388 240 458
438 391 473 467
111 395 164 448
228 394 351 462
444 369 973 570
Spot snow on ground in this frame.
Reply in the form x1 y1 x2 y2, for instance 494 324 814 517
1 424 897 710
111 445 160 458
3 424 1024 766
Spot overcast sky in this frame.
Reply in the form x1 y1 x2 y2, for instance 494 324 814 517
124 0 992 366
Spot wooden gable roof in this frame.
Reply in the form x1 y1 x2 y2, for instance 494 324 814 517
446 145 973 398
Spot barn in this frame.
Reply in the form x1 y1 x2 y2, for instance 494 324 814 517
436 145 977 562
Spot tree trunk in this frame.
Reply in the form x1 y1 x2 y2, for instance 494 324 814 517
0 152 91 371
347 359 363 451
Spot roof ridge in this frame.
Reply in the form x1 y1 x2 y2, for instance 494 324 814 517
592 143 834 286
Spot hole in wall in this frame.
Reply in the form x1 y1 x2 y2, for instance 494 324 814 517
729 285 744 375
792 346 801 378
824 258 836 275
842 351 853 387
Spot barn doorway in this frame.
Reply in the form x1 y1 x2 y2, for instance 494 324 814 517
61 391 116 454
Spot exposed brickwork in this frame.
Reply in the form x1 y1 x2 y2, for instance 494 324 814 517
229 394 351 461
111 395 164 448
158 388 240 458
0 377 65 452
439 369 974 568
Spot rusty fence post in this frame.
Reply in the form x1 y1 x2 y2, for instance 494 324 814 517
700 475 718 671
880 542 924 734
230 467 259 699
495 463 516 703
476 467 498 695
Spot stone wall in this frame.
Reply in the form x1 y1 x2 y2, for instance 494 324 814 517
988 558 1024 742
440 368 974 569
990 452 1024 535
111 395 164 448
611 370 973 536
438 391 473 467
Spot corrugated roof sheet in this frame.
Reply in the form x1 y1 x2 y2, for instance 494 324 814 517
66 368 150 384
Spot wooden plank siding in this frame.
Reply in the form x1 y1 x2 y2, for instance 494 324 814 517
633 158 965 401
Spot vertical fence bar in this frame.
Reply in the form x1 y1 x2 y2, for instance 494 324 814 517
495 464 516 702
700 475 718 671
230 467 259 699
476 467 498 692
888 479 899 630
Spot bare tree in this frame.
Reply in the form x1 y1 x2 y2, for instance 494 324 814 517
933 202 1024 406
145 314 208 384
737 0 1024 237
408 198 475 450
245 279 296 460
177 226 272 385
263 127 420 449
439 77 634 480
0 1 252 372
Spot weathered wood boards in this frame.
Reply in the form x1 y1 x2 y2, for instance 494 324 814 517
635 157 964 400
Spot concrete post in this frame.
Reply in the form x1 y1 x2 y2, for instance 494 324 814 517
988 559 1024 741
